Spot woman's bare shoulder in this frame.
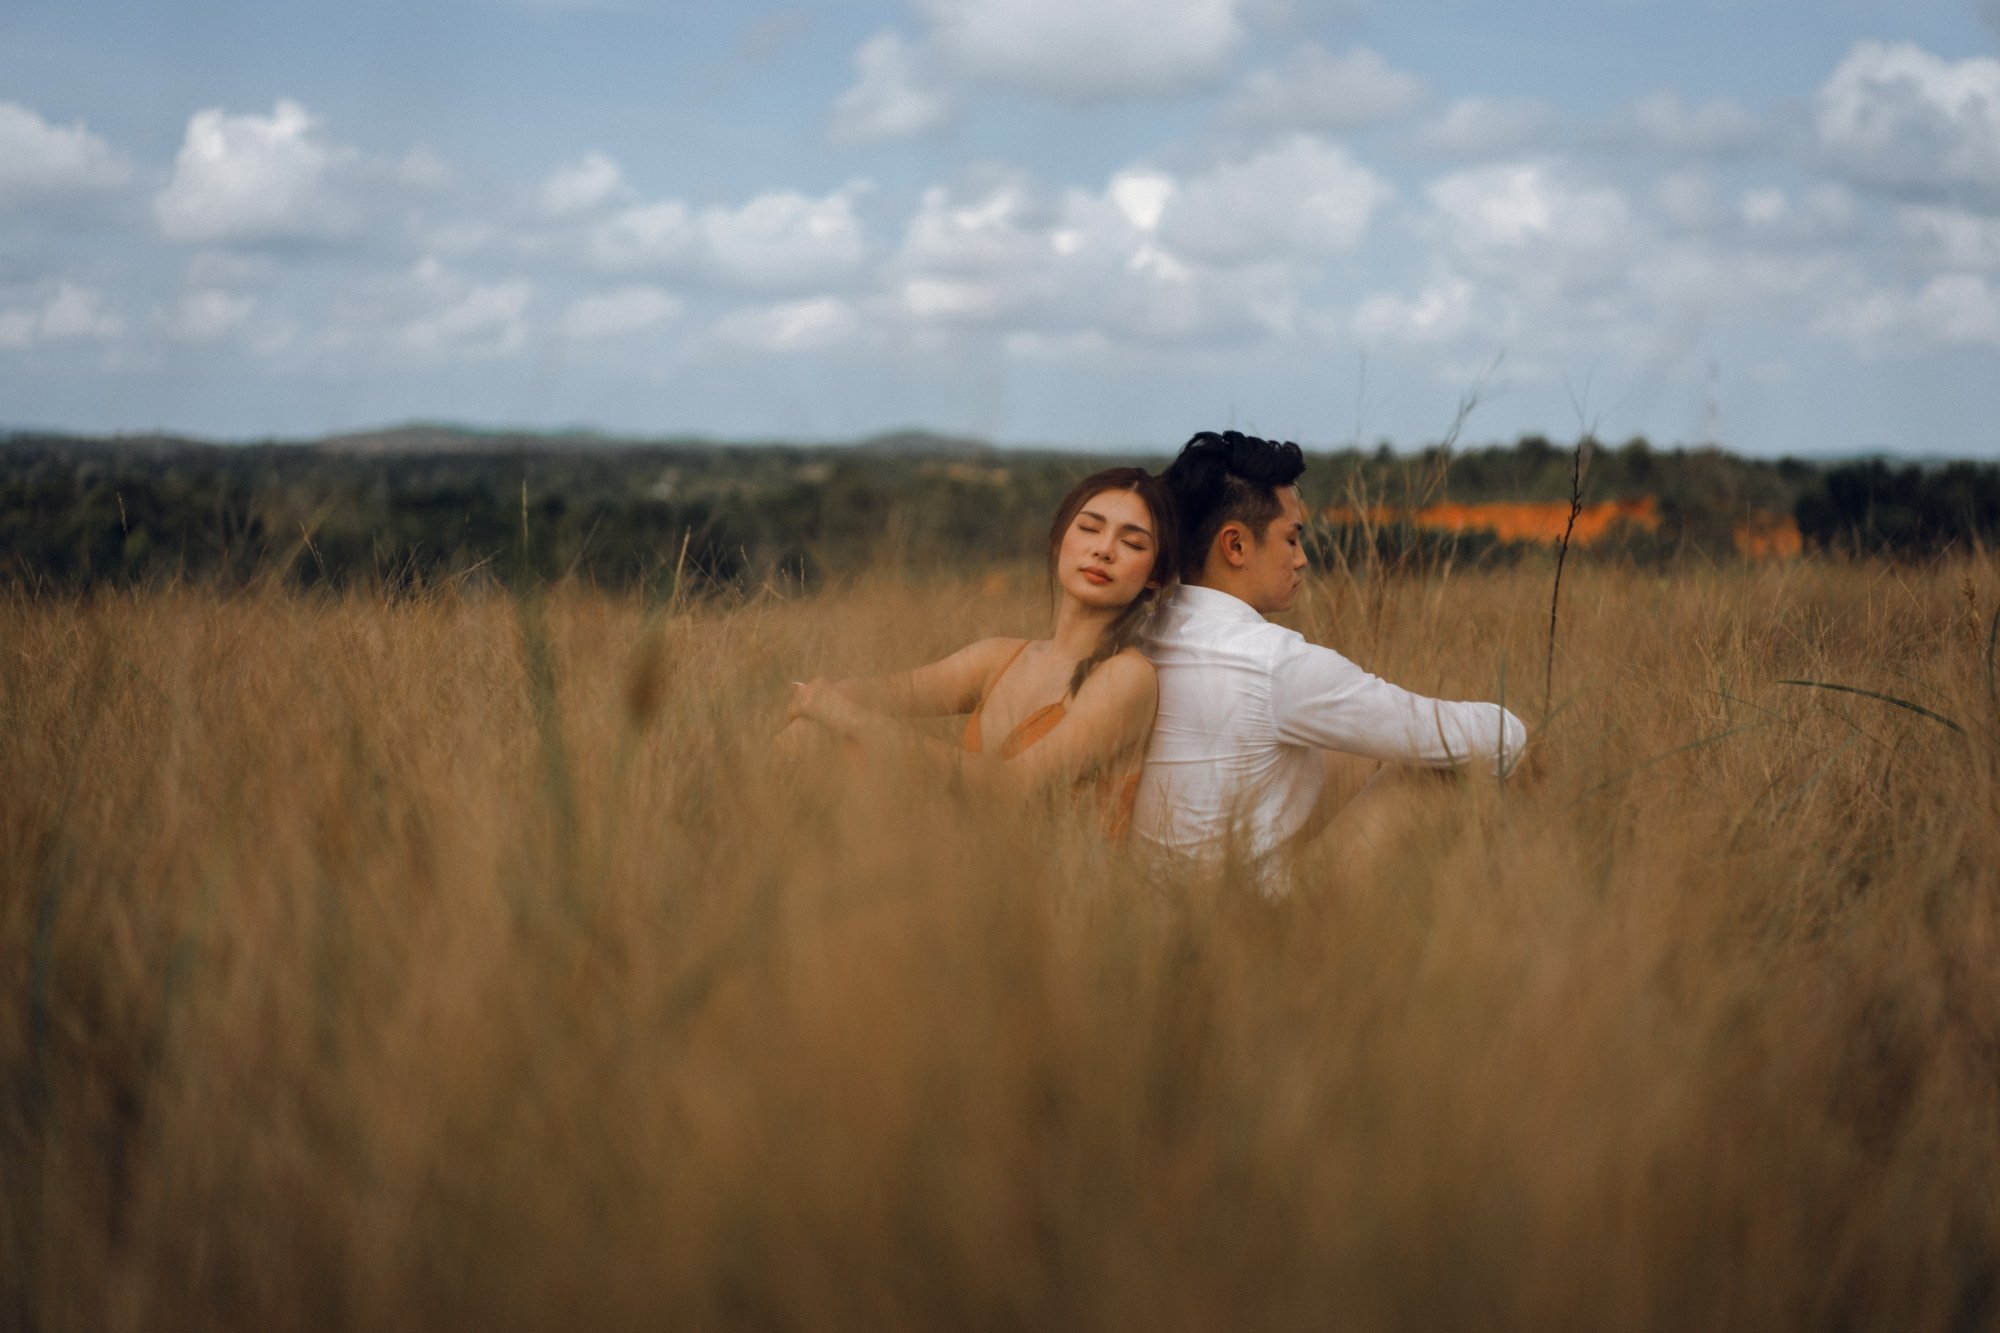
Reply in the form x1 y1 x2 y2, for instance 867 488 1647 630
1079 648 1157 701
1105 645 1157 676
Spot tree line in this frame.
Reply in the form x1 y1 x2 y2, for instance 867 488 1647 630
3 430 1994 595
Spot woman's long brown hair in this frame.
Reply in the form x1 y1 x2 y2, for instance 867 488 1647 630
1045 467 1180 698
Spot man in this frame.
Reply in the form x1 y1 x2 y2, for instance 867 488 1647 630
1131 429 1527 881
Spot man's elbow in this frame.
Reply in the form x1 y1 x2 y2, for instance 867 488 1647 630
1493 711 1532 781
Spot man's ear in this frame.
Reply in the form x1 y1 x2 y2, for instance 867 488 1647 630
1215 521 1250 568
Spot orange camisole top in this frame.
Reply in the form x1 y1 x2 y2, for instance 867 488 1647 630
959 640 1144 840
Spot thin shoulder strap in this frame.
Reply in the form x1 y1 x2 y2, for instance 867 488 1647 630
971 639 1034 717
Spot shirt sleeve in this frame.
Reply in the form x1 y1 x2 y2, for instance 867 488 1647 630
1268 635 1527 777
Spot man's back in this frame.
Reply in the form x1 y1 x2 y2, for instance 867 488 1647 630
1132 585 1325 859
1133 584 1526 862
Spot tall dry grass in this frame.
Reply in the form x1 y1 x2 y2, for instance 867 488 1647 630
3 557 1998 1331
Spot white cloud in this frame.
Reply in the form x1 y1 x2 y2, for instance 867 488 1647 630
1633 246 1837 322
897 275 1013 322
1093 249 1297 344
40 282 123 340
164 289 256 341
0 103 129 206
1220 44 1425 131
826 0 1264 146
1386 161 1777 363
1161 135 1391 261
586 186 867 291
389 258 531 359
1799 185 1860 238
890 180 1069 327
587 200 697 270
1407 97 1556 159
1814 273 2000 350
1432 163 1555 247
1002 327 1115 361
883 169 1298 346
1815 42 2000 196
700 190 867 288
715 295 859 351
1429 160 1630 254
1351 276 1475 344
150 104 446 249
0 281 123 347
154 100 357 244
1109 170 1173 231
1741 188 1787 226
914 0 1245 99
539 151 625 217
184 250 281 288
1898 204 2000 271
557 285 680 339
404 284 530 356
1612 91 1761 154
425 220 500 258
828 30 957 145
1652 170 1721 231
1677 180 1857 243
1047 176 1299 342
901 181 1051 272
395 146 453 191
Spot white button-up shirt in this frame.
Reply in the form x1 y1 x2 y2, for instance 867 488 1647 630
1133 584 1527 862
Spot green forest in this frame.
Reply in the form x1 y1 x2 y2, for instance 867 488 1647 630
3 427 1996 594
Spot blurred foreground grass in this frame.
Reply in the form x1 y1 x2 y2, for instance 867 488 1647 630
4 558 1999 1331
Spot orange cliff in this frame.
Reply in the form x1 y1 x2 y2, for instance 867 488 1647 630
1732 511 1804 559
1322 496 1802 559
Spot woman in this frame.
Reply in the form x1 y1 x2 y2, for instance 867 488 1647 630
784 467 1179 837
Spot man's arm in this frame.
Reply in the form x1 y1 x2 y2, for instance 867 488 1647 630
1268 637 1527 778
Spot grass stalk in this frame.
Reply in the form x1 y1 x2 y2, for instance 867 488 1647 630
1775 678 1967 735
1987 607 1998 726
1545 434 1592 716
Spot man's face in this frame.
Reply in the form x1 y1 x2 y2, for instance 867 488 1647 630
1242 486 1308 614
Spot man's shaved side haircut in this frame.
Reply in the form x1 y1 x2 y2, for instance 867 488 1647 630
1160 430 1308 582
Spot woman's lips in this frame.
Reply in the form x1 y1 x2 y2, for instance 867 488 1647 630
1081 567 1112 584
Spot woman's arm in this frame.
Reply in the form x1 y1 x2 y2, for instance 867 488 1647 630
807 637 1024 720
789 649 1158 801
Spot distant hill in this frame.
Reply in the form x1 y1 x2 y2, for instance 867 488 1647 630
849 429 994 458
308 423 998 458
314 423 642 454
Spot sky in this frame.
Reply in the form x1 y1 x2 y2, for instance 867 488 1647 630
2 0 1998 456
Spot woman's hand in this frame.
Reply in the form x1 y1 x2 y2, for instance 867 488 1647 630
787 678 872 739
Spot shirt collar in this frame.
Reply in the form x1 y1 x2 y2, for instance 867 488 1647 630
1169 583 1266 623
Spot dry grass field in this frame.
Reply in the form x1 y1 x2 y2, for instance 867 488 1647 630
4 555 1999 1331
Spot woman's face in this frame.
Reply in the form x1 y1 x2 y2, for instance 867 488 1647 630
1055 487 1161 611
